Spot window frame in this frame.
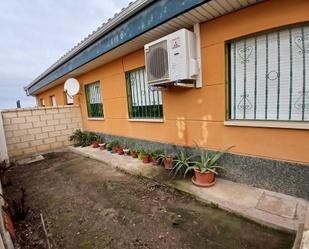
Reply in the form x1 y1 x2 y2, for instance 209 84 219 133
225 23 309 125
84 81 104 119
39 98 45 107
125 67 164 121
50 95 57 107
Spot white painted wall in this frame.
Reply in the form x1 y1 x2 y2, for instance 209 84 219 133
0 111 9 164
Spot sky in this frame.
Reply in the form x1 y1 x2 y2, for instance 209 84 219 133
0 0 131 109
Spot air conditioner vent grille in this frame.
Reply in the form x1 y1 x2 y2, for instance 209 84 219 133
146 40 169 82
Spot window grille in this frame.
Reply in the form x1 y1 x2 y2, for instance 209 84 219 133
85 81 103 118
126 68 163 119
229 25 309 121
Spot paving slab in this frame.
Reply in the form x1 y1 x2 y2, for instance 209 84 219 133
16 155 44 165
256 192 297 219
69 146 309 233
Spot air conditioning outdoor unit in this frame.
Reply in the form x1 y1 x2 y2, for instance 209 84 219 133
144 28 199 88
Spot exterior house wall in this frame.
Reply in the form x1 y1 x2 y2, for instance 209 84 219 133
36 84 67 106
34 0 309 164
1 106 82 159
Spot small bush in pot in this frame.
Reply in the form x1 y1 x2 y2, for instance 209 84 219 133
185 147 232 187
69 129 84 147
69 129 92 147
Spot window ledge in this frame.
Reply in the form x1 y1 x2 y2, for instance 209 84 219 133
128 118 164 123
224 120 309 130
87 117 105 121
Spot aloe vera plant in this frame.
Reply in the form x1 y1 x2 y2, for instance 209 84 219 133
184 147 232 177
171 151 194 176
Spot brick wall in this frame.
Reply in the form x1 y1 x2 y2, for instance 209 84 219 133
1 106 82 160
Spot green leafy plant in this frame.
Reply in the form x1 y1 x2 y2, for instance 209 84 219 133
106 141 113 151
171 151 194 176
184 147 232 177
69 129 93 147
109 140 119 148
151 149 163 157
129 146 136 153
89 132 99 142
156 150 176 166
137 147 145 160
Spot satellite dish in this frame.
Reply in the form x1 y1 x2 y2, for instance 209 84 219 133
64 78 80 96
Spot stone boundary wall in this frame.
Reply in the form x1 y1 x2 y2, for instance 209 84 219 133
1 106 82 160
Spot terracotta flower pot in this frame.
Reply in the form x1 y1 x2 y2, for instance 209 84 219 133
142 155 150 164
131 151 138 158
151 156 158 166
117 148 124 155
164 157 174 170
123 149 130 155
92 141 100 148
99 143 106 150
112 146 118 153
194 169 215 185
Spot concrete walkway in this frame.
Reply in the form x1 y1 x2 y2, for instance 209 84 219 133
70 146 308 234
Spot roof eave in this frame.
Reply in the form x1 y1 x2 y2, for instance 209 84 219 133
24 0 154 91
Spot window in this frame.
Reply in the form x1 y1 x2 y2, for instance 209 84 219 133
126 68 163 119
39 98 45 107
50 95 57 107
85 81 103 118
229 24 309 121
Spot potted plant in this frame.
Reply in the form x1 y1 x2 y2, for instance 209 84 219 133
117 143 124 155
157 151 176 170
130 147 138 158
137 147 143 160
184 147 231 187
123 148 130 155
106 142 112 152
171 151 194 176
141 149 151 164
122 142 130 155
150 149 163 166
69 129 85 147
111 141 120 153
90 133 99 148
99 143 106 150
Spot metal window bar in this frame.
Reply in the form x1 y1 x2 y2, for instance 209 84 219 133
229 25 309 121
85 81 103 118
126 68 163 119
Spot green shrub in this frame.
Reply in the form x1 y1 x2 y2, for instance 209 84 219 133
69 130 104 147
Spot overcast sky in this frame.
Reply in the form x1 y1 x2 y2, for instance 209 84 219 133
0 0 131 109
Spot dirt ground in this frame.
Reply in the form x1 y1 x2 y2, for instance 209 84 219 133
4 151 294 249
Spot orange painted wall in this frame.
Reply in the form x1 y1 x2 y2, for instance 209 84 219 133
35 0 309 164
36 84 67 106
